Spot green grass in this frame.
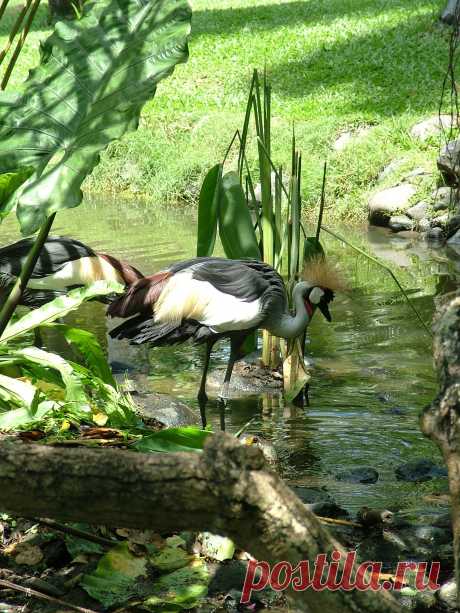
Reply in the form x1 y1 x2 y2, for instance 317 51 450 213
1 0 451 220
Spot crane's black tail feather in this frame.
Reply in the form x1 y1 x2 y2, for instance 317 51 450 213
109 316 215 346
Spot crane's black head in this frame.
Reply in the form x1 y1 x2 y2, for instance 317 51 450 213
304 286 334 322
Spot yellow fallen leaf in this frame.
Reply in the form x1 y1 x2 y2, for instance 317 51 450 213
93 412 109 426
60 419 71 432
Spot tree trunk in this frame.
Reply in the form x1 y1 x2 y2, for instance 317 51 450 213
421 292 460 606
0 434 399 613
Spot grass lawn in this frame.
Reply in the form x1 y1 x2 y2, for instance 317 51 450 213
1 0 451 220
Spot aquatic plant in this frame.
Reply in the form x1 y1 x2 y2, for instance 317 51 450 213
197 69 325 400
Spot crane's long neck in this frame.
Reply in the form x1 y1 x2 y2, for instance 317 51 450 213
266 284 311 339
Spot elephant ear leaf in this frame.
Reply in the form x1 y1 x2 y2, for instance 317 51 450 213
218 171 261 260
0 0 191 235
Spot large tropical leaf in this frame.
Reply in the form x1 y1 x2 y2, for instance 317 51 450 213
196 164 222 257
50 324 116 387
133 426 211 453
218 171 261 260
0 0 191 234
0 281 123 343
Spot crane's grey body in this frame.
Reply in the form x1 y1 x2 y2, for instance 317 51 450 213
109 257 334 403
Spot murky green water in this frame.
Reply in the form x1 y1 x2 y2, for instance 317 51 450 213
1 195 458 515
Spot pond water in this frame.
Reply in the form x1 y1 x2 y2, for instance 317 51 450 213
1 195 459 516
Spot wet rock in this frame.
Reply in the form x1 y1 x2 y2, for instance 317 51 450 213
445 214 460 238
395 459 447 482
431 213 449 228
426 226 444 242
438 139 460 186
410 115 452 141
110 360 136 374
238 434 278 465
208 361 282 397
438 579 457 610
385 406 407 416
406 201 429 221
335 467 379 484
357 536 403 570
414 525 451 547
433 186 456 211
305 501 349 519
418 218 431 232
368 184 416 226
290 485 332 504
134 392 199 427
389 214 414 232
447 228 460 245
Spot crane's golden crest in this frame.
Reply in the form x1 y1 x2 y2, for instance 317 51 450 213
302 257 347 292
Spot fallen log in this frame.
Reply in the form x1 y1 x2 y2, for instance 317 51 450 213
0 434 399 612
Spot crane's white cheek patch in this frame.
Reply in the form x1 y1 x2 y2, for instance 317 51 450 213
154 273 262 331
309 287 324 305
27 256 124 290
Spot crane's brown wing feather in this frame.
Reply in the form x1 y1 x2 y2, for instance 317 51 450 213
107 271 172 318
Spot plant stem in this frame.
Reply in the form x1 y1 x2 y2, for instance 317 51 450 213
0 213 56 337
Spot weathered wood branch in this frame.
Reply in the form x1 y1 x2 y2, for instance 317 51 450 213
0 434 399 613
421 292 460 606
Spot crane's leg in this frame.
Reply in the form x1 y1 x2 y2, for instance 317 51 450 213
197 339 215 428
219 333 247 400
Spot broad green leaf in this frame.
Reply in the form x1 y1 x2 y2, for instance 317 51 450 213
81 542 148 608
142 560 209 611
197 163 222 257
50 324 115 386
218 171 261 260
0 0 191 235
0 374 39 409
303 237 325 263
0 400 55 431
0 167 33 219
0 281 123 343
11 347 88 405
133 426 211 454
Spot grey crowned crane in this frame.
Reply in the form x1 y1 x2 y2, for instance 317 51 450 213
108 256 342 401
0 236 144 308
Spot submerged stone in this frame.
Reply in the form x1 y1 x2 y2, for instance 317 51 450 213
395 459 447 482
388 214 414 232
335 467 379 484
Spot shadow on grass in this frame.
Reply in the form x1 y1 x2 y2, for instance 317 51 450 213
0 3 50 35
192 0 441 38
267 14 447 118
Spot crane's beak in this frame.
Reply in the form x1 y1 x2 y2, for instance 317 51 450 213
318 302 332 322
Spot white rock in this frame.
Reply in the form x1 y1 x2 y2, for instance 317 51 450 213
410 115 453 142
438 579 457 610
368 184 416 225
406 201 429 220
334 132 353 151
378 158 405 181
